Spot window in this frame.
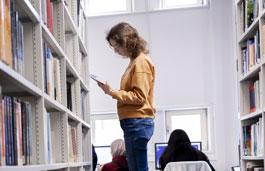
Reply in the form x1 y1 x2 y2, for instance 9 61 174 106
161 0 206 9
91 113 123 146
165 108 209 150
87 0 132 16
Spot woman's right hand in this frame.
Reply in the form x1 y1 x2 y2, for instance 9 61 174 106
97 164 104 171
97 81 113 96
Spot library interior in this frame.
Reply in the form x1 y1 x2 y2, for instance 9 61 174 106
0 0 264 170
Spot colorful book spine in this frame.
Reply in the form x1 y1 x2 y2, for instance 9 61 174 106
1 98 5 166
1 0 13 68
249 85 256 113
16 101 22 166
46 0 54 35
0 0 2 62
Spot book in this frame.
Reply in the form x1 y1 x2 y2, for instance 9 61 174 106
2 0 13 68
71 127 77 162
46 0 54 35
68 125 73 162
67 82 72 111
16 100 22 166
0 0 2 62
0 0 13 68
8 97 14 165
10 2 17 72
1 98 5 166
249 85 256 112
21 102 26 165
26 102 32 165
53 58 62 103
0 86 2 165
11 97 17 165
47 112 51 164
90 74 106 85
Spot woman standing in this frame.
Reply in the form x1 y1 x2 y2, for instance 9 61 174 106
97 22 156 171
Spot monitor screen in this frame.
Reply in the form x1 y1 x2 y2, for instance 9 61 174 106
154 142 202 170
94 146 112 165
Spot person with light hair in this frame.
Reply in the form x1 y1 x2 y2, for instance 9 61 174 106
98 139 129 171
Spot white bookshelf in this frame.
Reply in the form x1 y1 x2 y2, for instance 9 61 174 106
0 0 91 170
235 0 265 170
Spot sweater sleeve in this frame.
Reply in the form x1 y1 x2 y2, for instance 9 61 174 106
111 59 154 105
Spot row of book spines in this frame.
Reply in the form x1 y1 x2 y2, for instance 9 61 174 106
249 79 260 113
44 0 83 36
43 42 62 103
10 1 24 76
67 86 87 120
240 30 260 75
243 117 263 156
0 0 24 75
0 92 32 166
68 124 78 162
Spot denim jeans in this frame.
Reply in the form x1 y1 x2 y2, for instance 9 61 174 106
120 118 154 171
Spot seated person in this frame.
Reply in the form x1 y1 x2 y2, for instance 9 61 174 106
159 129 215 171
92 144 98 171
98 139 128 171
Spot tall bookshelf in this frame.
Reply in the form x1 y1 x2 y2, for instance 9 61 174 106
236 0 265 170
0 0 92 171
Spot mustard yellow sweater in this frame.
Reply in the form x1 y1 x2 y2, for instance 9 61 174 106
111 53 156 120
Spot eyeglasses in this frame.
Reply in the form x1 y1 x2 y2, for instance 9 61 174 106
110 43 121 50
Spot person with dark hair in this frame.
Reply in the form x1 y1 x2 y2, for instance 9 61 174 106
97 22 156 171
97 139 128 171
92 144 98 171
159 129 215 171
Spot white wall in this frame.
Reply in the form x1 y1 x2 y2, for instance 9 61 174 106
87 0 239 170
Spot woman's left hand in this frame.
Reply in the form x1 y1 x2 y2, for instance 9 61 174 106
97 81 113 95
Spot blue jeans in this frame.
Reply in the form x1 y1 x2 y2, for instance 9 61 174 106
120 118 154 171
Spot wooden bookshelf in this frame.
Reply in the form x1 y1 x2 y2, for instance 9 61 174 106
0 0 91 170
236 0 265 170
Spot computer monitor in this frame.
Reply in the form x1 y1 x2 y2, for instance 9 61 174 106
154 142 202 170
94 145 112 165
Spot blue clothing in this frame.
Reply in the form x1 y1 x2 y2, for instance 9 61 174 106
120 118 154 171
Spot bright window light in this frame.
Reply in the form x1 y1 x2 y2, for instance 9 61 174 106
171 114 201 141
162 0 204 8
87 0 132 16
92 114 123 146
165 108 209 150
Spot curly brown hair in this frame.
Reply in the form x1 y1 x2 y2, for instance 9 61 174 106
106 22 149 59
